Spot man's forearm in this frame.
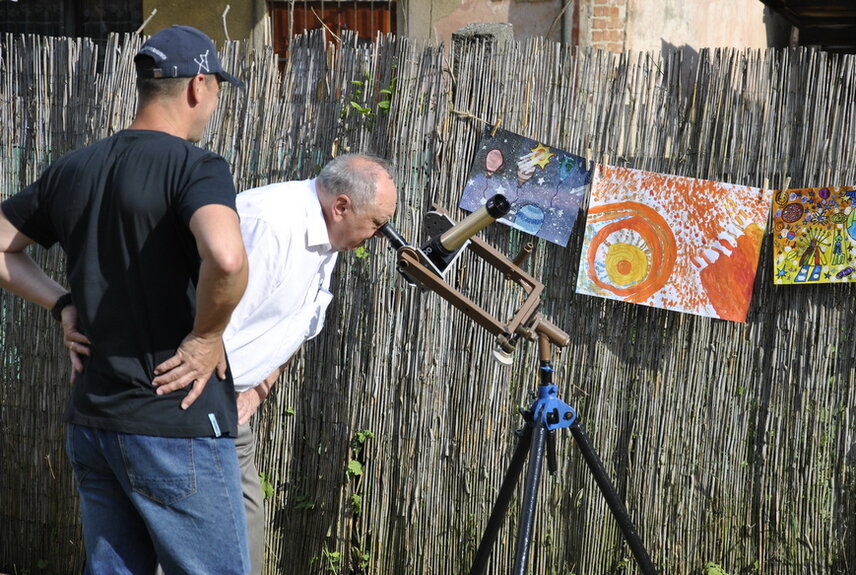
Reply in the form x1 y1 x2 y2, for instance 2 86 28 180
193 252 248 338
188 204 249 339
250 362 286 405
0 251 68 309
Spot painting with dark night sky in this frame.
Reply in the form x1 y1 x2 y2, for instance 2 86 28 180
459 127 592 247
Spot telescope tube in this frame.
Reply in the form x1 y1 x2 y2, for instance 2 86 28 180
439 194 510 252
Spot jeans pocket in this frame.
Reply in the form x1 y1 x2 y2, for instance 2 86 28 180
118 434 198 505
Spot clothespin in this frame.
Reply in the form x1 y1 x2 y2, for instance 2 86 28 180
490 119 502 137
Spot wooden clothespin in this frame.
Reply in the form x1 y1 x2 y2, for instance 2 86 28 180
490 118 502 137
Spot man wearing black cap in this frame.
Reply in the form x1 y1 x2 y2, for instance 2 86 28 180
0 25 250 574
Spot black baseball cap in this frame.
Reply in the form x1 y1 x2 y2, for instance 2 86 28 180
135 25 244 87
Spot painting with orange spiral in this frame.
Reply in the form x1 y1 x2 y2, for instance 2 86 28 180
575 165 772 323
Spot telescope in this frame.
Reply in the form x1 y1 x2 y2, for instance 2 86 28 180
378 195 658 575
378 194 569 363
379 193 511 277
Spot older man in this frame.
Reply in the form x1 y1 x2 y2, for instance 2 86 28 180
224 153 397 573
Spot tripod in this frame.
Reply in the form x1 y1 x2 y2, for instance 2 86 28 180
377 202 657 574
469 332 658 575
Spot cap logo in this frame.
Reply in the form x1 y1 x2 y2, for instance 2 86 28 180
195 50 211 75
141 46 167 60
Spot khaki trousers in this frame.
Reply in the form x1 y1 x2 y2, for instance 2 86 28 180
237 422 266 575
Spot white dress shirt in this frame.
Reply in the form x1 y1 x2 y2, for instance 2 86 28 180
224 179 339 392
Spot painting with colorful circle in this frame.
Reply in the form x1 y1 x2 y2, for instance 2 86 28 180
772 186 856 285
576 165 772 323
458 127 593 247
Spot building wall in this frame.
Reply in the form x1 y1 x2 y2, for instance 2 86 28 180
580 0 627 52
426 0 563 44
623 0 788 52
136 1 790 54
405 0 790 53
140 0 264 43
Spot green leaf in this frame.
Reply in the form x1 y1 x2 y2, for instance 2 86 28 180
353 429 374 444
259 472 275 500
349 101 372 115
347 459 363 476
704 562 730 575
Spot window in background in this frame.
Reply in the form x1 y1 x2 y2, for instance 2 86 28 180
269 1 396 63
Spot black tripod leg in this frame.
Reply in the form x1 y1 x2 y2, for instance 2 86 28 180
469 426 533 575
545 429 558 475
570 420 658 575
512 424 548 575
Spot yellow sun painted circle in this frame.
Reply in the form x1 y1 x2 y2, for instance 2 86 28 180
605 243 649 286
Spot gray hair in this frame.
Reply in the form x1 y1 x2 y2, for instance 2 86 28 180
317 153 394 213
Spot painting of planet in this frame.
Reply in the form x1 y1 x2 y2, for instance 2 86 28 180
459 127 592 247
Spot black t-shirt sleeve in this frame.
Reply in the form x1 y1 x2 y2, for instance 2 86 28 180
176 155 238 226
1 179 58 248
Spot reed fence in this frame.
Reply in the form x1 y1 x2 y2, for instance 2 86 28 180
0 29 853 575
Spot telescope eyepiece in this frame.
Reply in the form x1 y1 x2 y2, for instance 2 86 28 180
378 222 409 251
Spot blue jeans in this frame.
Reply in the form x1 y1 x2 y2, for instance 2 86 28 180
65 423 250 575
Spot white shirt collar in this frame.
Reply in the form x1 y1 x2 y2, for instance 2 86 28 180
305 180 334 252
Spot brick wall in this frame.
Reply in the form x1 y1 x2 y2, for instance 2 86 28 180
577 0 628 52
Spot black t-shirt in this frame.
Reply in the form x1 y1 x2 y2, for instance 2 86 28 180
2 130 239 437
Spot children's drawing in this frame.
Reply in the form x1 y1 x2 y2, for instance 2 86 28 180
772 187 856 284
459 127 592 247
576 165 772 323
